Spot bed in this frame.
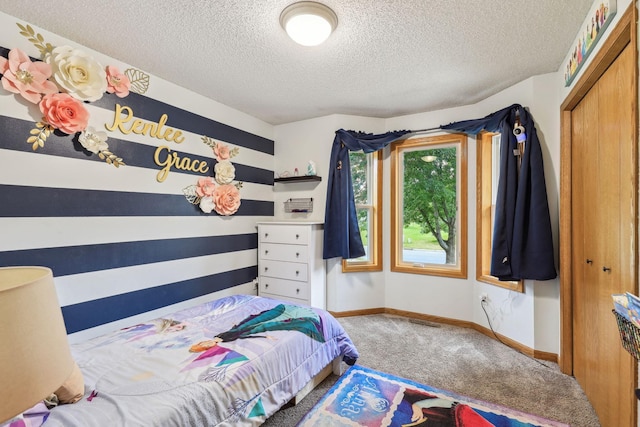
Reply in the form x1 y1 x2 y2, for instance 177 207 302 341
43 294 359 426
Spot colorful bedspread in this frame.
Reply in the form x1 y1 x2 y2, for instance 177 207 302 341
44 295 359 426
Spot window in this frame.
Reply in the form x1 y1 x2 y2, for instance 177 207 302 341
342 150 382 272
391 134 467 278
476 132 523 291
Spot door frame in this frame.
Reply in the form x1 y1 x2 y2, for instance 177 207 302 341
559 2 638 377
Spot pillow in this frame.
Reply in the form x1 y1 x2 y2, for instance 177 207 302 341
54 362 84 404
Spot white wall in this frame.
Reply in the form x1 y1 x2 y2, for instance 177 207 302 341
385 77 546 350
271 0 638 356
272 73 562 352
274 115 387 312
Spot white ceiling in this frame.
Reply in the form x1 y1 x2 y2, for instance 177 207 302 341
0 0 594 125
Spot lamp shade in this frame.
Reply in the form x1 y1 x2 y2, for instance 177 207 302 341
280 1 338 46
0 266 74 423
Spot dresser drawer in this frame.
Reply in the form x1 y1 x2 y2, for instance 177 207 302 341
259 225 309 245
259 242 308 263
259 291 308 306
256 222 326 309
259 276 310 300
260 259 308 282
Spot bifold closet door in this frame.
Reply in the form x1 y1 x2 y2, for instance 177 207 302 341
571 44 635 427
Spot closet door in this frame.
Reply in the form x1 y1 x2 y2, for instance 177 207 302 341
571 82 599 398
571 44 636 427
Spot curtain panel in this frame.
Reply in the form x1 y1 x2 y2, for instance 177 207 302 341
442 104 556 281
323 104 556 282
322 129 411 260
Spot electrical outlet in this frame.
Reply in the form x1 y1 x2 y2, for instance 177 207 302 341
480 293 488 303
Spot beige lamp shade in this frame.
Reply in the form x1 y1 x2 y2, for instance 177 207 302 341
0 266 75 423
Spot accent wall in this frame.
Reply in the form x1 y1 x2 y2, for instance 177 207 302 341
0 12 275 343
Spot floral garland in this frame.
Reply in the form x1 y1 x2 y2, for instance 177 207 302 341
183 136 243 216
0 23 150 167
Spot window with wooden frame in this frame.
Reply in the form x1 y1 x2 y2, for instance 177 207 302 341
476 132 523 292
342 150 382 272
391 134 467 278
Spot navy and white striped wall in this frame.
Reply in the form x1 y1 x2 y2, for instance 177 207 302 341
0 17 275 343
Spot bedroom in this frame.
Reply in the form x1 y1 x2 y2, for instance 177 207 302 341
0 0 637 426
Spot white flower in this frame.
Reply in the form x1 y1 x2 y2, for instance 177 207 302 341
45 45 107 102
214 160 236 184
78 126 109 154
199 196 215 213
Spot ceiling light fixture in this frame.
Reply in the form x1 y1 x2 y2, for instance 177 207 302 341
280 1 338 47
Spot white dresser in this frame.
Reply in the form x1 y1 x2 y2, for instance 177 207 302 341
257 222 326 309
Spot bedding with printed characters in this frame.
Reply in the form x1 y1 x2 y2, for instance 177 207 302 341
43 295 358 427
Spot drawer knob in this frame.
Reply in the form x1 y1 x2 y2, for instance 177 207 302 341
265 233 269 238
296 252 300 258
296 288 300 294
296 234 299 239
265 283 269 288
265 250 269 255
296 270 299 275
264 267 268 272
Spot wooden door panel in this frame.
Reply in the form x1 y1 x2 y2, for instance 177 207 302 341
570 90 586 386
612 45 637 299
604 45 635 425
572 83 600 396
571 44 636 427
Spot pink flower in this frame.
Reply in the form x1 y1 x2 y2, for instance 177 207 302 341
105 65 131 98
38 92 90 134
214 142 230 161
213 184 241 216
195 177 216 197
0 48 58 103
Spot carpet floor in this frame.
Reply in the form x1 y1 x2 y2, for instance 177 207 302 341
263 314 600 427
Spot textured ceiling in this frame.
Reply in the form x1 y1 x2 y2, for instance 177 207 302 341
0 0 594 125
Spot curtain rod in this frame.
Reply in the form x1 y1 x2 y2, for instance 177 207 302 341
407 126 442 135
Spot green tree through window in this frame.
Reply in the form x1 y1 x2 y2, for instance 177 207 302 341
350 150 369 247
343 150 382 272
403 147 457 264
391 134 467 279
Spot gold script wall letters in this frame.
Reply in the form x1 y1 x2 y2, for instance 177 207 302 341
154 146 209 182
105 104 185 144
106 104 213 182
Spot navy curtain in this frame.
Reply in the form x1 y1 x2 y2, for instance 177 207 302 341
442 104 556 281
323 129 411 259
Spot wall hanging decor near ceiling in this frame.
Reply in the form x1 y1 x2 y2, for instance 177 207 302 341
563 0 616 87
0 23 151 167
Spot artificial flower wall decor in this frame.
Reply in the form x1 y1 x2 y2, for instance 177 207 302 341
183 137 243 216
2 23 243 216
0 23 150 167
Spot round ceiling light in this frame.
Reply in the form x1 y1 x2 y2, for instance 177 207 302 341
280 1 338 46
